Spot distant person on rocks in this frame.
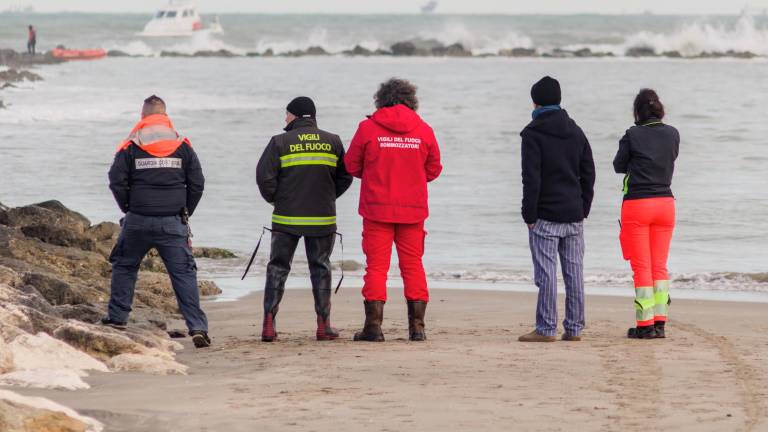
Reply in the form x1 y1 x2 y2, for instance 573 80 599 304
256 96 352 342
345 78 442 342
519 76 595 343
27 25 36 55
614 89 679 340
105 95 210 348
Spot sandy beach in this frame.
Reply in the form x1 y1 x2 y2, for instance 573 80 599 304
10 288 767 432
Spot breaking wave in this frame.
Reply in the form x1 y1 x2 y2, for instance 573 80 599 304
427 270 768 293
207 256 768 294
102 14 768 58
620 14 768 56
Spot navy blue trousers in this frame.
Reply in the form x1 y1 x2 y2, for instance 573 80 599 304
108 213 208 333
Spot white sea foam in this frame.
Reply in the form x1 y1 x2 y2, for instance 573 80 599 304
417 21 533 55
98 15 768 58
622 14 768 56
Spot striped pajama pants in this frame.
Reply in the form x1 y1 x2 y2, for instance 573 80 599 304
528 219 586 337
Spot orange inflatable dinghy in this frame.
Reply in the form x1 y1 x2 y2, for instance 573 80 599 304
51 47 107 60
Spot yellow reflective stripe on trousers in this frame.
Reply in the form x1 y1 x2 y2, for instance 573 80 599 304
654 280 670 318
272 214 337 226
280 153 338 168
634 287 655 322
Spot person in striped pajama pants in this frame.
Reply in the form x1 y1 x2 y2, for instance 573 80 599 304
519 76 596 342
527 220 586 340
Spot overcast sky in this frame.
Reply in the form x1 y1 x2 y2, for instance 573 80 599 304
1 0 765 15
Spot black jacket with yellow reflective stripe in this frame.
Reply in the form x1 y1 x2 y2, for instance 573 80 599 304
613 118 679 201
256 117 353 237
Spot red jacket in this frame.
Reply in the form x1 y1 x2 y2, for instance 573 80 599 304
345 104 442 223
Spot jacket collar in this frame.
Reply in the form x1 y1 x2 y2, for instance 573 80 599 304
636 117 663 127
284 117 317 132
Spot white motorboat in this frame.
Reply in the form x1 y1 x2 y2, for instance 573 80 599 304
139 1 205 37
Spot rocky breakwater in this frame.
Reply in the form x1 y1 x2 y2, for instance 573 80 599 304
0 68 43 110
0 200 232 429
1 49 52 110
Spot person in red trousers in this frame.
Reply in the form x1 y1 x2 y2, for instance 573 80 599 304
614 89 679 340
345 78 442 342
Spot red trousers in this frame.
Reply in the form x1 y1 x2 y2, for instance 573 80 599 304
620 197 675 325
361 219 428 302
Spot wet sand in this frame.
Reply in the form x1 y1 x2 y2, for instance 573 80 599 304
14 288 768 431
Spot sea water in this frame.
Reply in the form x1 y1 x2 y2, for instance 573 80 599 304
1 14 767 297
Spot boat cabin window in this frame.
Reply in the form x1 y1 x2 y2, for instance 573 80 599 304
166 11 177 18
183 9 193 17
156 11 165 18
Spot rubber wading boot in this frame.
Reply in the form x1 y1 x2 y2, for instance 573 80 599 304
316 315 340 341
353 301 385 342
654 321 666 339
407 301 427 341
627 325 657 339
262 311 277 342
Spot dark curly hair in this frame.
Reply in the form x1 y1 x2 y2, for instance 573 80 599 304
374 78 419 111
634 89 665 123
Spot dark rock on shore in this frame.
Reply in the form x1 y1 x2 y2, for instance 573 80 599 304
0 68 43 84
626 46 657 57
694 50 758 59
0 199 234 381
499 47 538 57
343 45 374 56
107 49 131 57
193 49 237 58
160 51 191 58
0 200 223 322
0 48 64 67
193 247 238 259
432 43 472 57
391 41 419 56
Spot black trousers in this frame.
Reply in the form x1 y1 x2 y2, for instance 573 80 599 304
263 231 335 321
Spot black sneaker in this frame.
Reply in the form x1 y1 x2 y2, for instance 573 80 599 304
101 317 127 330
190 331 211 348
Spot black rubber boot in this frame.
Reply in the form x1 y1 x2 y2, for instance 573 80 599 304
627 325 657 339
407 301 427 342
306 235 339 341
261 232 300 342
654 321 666 339
353 301 385 342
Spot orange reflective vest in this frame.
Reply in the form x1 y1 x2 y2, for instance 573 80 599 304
116 114 191 157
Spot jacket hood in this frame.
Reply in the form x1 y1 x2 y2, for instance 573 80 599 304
523 109 579 139
370 104 422 134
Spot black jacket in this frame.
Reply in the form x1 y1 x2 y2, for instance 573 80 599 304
108 142 205 217
520 109 596 224
613 119 679 200
257 118 353 237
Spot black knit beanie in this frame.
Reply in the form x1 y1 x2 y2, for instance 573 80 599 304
286 96 316 118
530 76 562 106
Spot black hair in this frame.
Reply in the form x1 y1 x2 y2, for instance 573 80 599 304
374 78 419 111
634 89 665 123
